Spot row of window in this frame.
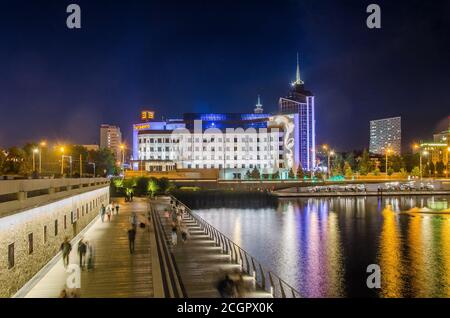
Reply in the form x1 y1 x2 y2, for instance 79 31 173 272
139 136 284 144
139 154 284 161
6 194 107 270
184 162 284 169
138 145 284 153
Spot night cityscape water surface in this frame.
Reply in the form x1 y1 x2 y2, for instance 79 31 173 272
194 196 450 297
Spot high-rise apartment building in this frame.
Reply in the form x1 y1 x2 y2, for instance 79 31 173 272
369 117 401 155
100 124 122 159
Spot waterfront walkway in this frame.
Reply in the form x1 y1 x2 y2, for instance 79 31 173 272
151 196 271 298
21 197 162 298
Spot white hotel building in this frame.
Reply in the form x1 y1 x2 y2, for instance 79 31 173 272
132 57 316 179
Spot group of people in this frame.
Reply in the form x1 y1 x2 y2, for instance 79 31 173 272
166 203 189 246
100 202 120 222
60 236 95 271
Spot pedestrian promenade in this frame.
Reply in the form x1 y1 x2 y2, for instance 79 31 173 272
22 197 162 298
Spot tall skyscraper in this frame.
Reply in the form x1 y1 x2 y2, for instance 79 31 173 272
100 124 122 159
369 116 401 155
278 53 316 170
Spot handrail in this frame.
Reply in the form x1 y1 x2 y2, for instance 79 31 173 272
169 194 302 298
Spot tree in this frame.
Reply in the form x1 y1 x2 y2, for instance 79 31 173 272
0 149 6 174
373 168 381 176
344 161 353 179
399 168 408 179
436 161 445 177
3 147 27 175
358 149 371 176
250 167 260 179
296 164 304 179
157 177 172 194
345 152 356 171
387 168 394 176
391 155 404 172
332 153 344 176
272 171 280 180
288 168 295 179
411 166 420 177
245 169 251 179
89 148 115 177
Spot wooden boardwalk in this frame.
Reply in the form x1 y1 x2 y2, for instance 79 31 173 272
152 196 271 298
23 197 162 298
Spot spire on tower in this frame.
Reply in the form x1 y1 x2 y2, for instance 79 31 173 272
254 94 263 114
292 52 304 86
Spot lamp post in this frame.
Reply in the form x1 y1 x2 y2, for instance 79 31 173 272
420 150 429 180
447 147 450 179
385 148 392 177
120 144 125 174
39 141 46 174
88 162 96 177
322 145 334 180
60 147 65 176
32 148 38 172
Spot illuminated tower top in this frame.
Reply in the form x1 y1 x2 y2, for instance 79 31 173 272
292 52 304 86
254 95 263 114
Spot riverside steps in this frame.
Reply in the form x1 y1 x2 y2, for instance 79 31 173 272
151 195 300 298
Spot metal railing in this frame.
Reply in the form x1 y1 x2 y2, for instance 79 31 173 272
170 195 302 298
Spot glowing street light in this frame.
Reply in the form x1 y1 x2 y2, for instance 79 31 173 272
32 148 39 172
38 141 46 174
60 146 65 175
120 144 126 173
385 148 393 177
420 150 429 180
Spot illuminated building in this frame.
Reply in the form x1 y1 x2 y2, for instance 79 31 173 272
369 117 401 155
100 124 122 159
278 53 316 170
131 55 316 178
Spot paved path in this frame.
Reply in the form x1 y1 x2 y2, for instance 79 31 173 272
152 196 271 298
23 197 162 298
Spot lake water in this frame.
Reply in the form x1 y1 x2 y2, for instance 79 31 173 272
192 196 450 298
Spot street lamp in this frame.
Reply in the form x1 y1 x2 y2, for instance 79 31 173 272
39 141 46 174
32 148 39 172
420 150 429 180
385 148 392 177
447 147 450 179
120 144 125 174
60 147 65 176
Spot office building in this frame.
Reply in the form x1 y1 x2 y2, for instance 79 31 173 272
100 124 122 159
369 116 401 155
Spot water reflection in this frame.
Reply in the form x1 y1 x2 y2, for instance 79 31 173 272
194 195 450 297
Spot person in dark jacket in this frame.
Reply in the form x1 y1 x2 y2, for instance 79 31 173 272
78 239 87 269
128 228 136 254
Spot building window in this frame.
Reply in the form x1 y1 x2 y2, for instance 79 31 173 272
8 243 14 269
43 226 48 244
28 233 33 255
55 220 58 236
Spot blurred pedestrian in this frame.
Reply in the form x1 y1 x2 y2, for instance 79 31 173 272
128 228 136 254
86 241 95 271
115 203 120 215
100 204 106 222
60 237 72 268
78 239 87 269
171 225 178 246
129 212 138 230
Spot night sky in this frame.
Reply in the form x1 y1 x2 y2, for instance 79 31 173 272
1 0 450 151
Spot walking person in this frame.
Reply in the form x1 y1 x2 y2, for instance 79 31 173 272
181 225 189 243
171 225 178 246
106 207 111 222
128 228 136 254
115 203 120 215
129 212 138 230
100 204 106 222
78 239 87 269
60 237 72 268
86 241 95 271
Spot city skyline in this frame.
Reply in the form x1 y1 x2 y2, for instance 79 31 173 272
1 0 450 151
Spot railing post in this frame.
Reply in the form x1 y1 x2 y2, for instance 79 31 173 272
279 278 286 298
269 272 275 297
